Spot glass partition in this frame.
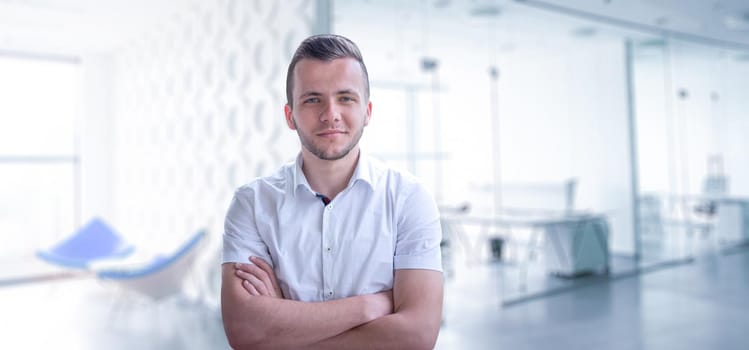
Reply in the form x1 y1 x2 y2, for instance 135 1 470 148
633 38 749 263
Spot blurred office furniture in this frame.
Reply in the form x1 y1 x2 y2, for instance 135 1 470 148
95 229 209 334
696 156 749 246
36 218 135 269
442 211 610 285
713 198 749 246
439 202 471 279
96 229 207 300
539 214 609 277
638 194 713 259
639 190 749 259
693 155 728 224
638 195 670 257
702 155 729 197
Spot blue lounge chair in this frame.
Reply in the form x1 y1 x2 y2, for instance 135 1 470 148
36 218 135 269
97 230 207 300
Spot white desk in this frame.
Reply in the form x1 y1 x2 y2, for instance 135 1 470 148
714 198 749 245
442 212 610 277
537 215 609 277
645 193 749 246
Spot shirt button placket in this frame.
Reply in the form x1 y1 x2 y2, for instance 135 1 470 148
322 203 333 300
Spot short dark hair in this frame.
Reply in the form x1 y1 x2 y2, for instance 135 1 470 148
285 34 370 106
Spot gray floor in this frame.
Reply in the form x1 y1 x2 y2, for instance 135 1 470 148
438 247 749 350
1 247 747 349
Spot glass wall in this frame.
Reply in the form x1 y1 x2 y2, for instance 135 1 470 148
633 38 749 262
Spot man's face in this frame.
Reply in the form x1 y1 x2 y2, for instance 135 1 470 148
284 57 372 161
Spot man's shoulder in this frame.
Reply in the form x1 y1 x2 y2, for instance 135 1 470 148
234 160 295 196
362 154 422 192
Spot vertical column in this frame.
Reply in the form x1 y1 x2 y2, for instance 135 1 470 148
625 39 642 260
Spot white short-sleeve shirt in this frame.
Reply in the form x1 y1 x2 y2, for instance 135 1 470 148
223 152 442 302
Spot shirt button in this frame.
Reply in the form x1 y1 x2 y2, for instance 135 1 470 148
327 247 332 252
328 291 333 296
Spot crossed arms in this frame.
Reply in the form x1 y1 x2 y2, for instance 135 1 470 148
221 257 443 349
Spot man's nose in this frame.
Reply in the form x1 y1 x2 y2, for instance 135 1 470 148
320 100 342 123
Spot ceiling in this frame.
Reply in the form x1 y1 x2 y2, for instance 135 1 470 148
329 0 749 82
0 0 747 57
333 0 749 48
518 0 749 48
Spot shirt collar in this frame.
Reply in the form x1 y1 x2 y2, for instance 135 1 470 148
349 150 377 190
292 153 311 195
291 150 378 196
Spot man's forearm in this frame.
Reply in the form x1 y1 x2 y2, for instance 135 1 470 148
305 310 439 350
222 264 391 350
306 269 444 350
223 294 371 349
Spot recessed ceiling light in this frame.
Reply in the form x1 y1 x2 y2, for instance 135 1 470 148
637 38 667 48
724 12 749 31
654 16 669 26
735 53 749 62
571 27 597 38
470 4 501 17
434 0 450 9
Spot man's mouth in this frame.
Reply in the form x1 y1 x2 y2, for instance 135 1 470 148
317 130 346 137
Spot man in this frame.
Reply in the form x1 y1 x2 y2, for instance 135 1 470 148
221 34 443 349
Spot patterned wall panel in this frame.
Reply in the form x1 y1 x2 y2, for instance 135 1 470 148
113 0 314 249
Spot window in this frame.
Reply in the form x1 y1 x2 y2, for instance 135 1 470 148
0 54 80 259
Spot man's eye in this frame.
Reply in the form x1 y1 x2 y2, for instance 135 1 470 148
340 96 354 102
304 97 320 103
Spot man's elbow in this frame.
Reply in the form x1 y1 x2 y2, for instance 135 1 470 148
407 328 439 350
224 321 258 350
398 317 440 350
223 314 276 350
224 324 276 350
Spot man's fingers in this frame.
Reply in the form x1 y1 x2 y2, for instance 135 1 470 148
242 280 260 295
234 269 271 295
245 273 269 295
235 262 270 281
249 257 276 282
235 262 274 296
250 257 282 295
250 257 275 279
235 258 283 298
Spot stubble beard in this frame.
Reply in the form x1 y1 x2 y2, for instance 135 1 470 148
297 124 364 161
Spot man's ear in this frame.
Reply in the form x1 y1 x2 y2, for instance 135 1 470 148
364 100 372 126
284 104 297 130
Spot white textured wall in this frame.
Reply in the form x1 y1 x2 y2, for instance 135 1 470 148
81 54 114 227
112 0 316 250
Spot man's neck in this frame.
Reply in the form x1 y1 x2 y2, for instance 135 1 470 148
301 147 360 201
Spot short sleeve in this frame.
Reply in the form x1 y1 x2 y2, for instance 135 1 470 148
393 182 443 272
222 189 274 267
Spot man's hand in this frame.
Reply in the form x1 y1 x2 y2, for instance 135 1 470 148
234 256 284 298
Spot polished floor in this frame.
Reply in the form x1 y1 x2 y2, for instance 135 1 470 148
1 246 747 349
439 247 749 350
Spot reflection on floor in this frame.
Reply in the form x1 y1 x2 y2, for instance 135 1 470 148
438 247 749 349
1 247 747 349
